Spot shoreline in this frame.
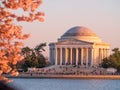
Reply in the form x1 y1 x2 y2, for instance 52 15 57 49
6 74 120 80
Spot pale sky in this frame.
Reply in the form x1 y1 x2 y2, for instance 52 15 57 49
20 0 120 57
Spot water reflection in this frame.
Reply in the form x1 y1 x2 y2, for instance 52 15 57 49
9 78 120 90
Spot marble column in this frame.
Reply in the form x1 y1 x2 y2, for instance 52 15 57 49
49 48 51 60
81 48 83 65
90 48 94 66
76 48 78 65
105 49 107 58
70 48 72 65
103 49 105 58
99 48 102 62
103 48 105 58
86 48 88 67
65 48 67 64
55 47 58 65
107 49 110 57
108 49 110 57
101 48 103 60
106 49 108 58
60 48 62 65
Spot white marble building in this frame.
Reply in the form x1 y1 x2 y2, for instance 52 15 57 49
49 26 110 67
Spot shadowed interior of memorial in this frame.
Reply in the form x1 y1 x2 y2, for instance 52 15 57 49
49 26 110 67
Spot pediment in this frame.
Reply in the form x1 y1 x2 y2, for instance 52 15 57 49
56 39 93 45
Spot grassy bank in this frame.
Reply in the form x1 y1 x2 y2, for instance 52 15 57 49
6 74 120 79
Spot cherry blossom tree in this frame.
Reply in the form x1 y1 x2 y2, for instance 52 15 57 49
0 0 44 81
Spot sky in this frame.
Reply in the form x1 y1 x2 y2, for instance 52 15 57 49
20 0 120 57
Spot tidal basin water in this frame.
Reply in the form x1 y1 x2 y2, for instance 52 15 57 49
9 78 120 90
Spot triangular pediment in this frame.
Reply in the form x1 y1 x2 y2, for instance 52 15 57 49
56 39 93 45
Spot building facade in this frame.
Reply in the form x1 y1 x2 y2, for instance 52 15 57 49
49 26 110 67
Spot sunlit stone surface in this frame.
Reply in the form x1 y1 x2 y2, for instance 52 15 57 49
49 26 110 67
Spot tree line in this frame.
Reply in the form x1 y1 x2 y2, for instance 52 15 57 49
18 47 120 72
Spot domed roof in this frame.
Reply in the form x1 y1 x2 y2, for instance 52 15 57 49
58 26 102 43
62 26 97 37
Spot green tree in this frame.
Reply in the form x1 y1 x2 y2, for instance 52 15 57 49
20 43 47 71
101 48 120 72
17 47 33 70
34 43 46 68
37 54 46 68
34 43 46 56
22 47 33 57
101 58 110 68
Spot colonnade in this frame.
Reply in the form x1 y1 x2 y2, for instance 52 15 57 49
50 47 110 67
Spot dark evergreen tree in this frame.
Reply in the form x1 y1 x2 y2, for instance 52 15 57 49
101 48 120 72
17 43 47 71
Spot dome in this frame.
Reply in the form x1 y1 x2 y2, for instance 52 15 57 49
62 26 97 37
58 26 102 43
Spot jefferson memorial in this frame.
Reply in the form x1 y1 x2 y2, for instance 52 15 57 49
49 26 110 67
